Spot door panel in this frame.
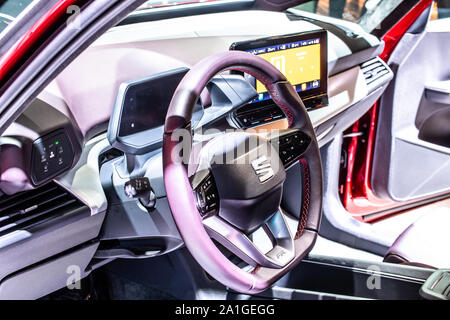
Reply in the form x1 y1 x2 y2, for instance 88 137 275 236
371 18 450 201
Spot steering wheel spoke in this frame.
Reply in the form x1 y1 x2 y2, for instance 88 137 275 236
203 209 295 268
261 209 296 266
269 129 311 168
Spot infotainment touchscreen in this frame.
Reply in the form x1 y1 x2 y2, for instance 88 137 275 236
230 30 328 109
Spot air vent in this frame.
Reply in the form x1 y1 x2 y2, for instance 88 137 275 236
361 58 390 85
0 182 86 236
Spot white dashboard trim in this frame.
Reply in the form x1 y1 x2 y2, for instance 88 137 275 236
310 66 368 127
56 134 110 215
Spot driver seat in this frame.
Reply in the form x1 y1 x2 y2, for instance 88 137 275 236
383 209 450 269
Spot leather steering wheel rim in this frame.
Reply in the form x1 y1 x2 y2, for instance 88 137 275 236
163 51 322 294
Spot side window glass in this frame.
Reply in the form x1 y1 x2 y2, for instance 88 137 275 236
0 0 34 34
431 0 450 20
294 0 405 33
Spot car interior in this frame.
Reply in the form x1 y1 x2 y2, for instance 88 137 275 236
0 0 448 300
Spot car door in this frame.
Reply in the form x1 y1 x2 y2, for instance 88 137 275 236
339 1 450 223
298 0 450 255
370 6 450 206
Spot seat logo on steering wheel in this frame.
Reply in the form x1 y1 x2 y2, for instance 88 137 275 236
251 156 274 183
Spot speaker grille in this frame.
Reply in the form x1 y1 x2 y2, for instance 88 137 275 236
0 183 86 236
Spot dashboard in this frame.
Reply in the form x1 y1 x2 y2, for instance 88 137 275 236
11 27 330 187
108 29 330 155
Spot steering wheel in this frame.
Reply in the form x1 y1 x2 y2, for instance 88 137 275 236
163 51 322 294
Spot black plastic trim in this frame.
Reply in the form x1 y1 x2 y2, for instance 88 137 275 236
371 0 422 38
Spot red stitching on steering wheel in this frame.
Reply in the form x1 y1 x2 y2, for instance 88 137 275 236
250 265 261 274
295 158 310 239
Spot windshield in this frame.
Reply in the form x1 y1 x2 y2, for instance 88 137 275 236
293 0 404 33
0 0 227 35
2 1 449 42
132 1 450 34
126 0 422 35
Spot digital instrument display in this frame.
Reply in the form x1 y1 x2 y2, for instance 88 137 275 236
118 68 189 137
108 67 205 154
230 30 328 108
